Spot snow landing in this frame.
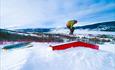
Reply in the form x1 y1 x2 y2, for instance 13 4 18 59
1 42 115 70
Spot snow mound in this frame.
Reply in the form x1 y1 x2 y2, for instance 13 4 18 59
20 42 115 70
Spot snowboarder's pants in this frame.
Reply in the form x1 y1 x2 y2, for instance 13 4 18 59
67 26 75 35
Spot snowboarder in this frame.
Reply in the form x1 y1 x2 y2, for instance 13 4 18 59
66 20 77 35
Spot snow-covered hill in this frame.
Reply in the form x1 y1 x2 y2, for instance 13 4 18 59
75 21 115 31
1 42 115 70
50 28 115 35
15 21 115 33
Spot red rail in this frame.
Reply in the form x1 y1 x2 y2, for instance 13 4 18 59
51 41 99 50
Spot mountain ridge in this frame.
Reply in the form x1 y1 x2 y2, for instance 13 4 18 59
1 21 115 32
17 21 115 32
75 21 115 31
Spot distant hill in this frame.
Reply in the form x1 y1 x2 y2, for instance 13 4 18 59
75 21 115 31
16 28 52 33
16 21 115 32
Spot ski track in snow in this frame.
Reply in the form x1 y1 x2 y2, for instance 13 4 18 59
1 48 31 70
1 42 115 70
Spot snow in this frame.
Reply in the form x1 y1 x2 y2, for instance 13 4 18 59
50 29 115 35
99 43 115 54
1 48 30 70
1 42 115 70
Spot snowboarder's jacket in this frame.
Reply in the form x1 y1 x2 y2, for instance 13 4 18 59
66 20 77 29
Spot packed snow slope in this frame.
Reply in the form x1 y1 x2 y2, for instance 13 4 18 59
1 42 115 70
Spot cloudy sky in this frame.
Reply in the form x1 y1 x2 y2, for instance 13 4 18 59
0 0 115 29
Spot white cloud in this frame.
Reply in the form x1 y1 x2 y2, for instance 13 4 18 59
0 0 115 29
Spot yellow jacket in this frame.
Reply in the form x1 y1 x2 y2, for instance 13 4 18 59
66 20 75 28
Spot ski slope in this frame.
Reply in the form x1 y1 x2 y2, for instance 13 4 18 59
1 42 115 70
50 28 115 35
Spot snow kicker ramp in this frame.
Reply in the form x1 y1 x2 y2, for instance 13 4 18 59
51 41 99 50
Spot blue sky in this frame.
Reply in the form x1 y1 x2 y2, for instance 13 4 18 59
0 0 115 29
